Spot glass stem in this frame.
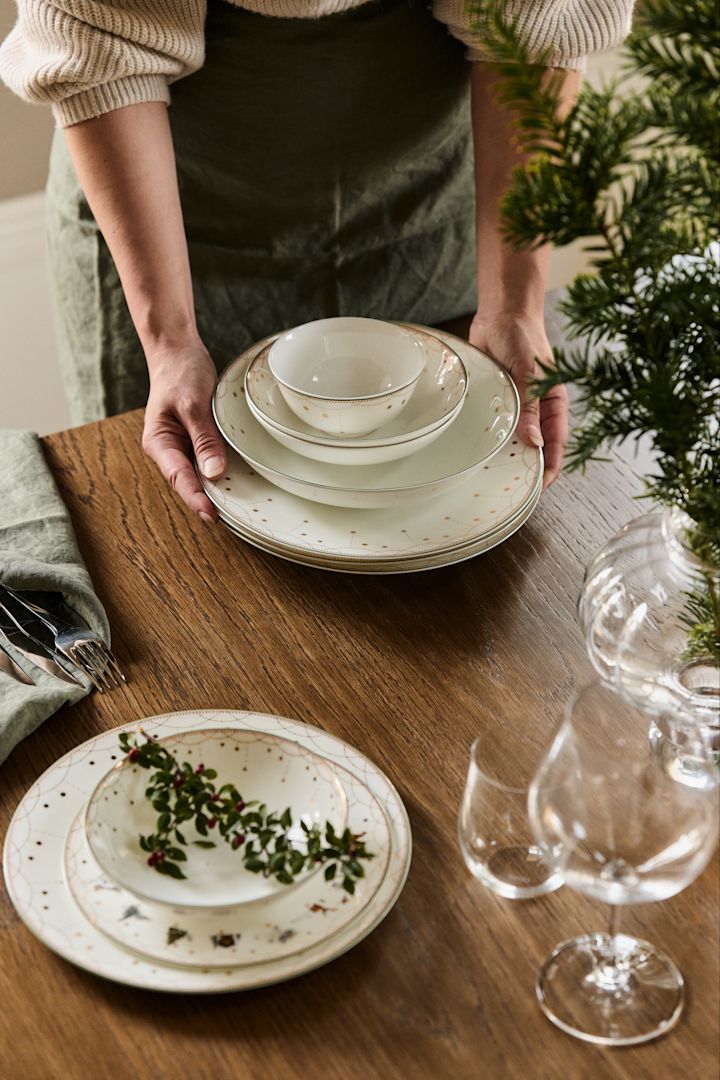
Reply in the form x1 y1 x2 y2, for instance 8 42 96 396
592 906 631 993
607 904 621 942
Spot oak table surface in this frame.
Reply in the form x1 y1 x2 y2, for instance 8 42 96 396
1 403 718 1080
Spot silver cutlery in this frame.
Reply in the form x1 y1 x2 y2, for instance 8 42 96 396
0 615 84 687
0 585 126 692
0 640 35 685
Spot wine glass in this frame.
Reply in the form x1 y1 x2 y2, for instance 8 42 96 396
528 680 719 1046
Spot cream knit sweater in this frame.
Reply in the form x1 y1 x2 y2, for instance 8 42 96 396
0 1 633 129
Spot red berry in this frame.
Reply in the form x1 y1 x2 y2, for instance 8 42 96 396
210 792 221 802
173 774 184 789
128 747 140 762
147 850 165 867
195 763 205 775
231 834 246 849
207 817 217 829
235 800 246 812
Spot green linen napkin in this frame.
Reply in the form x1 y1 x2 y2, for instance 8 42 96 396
0 428 110 765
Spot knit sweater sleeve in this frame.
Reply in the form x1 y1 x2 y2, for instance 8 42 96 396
433 0 635 70
0 1 206 128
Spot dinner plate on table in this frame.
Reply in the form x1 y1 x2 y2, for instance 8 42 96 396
3 710 411 993
213 328 520 509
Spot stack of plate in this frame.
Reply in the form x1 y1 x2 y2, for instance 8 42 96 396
3 710 411 993
206 324 542 574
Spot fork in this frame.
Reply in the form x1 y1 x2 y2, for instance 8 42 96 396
2 588 126 692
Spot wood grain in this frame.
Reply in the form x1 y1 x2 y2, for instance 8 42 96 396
0 400 717 1080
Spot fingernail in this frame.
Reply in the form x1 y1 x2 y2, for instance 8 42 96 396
527 425 544 448
199 512 215 525
201 455 225 479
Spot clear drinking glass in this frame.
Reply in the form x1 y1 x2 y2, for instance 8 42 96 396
459 731 563 900
528 680 719 1046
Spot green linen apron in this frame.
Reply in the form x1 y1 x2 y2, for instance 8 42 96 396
45 0 477 424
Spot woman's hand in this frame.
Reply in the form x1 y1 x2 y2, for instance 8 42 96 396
470 311 569 489
142 339 227 521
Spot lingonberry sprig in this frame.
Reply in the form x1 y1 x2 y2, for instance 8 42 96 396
118 732 373 894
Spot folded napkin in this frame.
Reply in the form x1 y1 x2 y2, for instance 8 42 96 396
0 428 110 766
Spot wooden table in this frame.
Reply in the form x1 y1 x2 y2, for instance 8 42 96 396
1 396 718 1079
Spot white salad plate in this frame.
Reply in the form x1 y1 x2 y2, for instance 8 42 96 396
3 710 411 993
84 728 349 911
214 327 519 509
66 759 392 970
218 478 541 575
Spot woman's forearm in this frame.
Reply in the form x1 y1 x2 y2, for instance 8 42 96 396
65 101 227 520
471 63 581 318
63 102 199 363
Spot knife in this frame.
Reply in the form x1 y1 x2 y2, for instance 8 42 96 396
0 640 35 685
0 599 84 688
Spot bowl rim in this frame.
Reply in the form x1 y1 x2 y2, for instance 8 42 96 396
244 329 468 446
267 319 426 403
83 727 349 911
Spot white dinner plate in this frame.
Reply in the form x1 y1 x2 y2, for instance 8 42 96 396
213 327 520 509
218 480 541 574
200 431 542 565
3 710 411 993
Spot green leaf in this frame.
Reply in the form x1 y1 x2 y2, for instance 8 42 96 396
195 814 208 837
244 858 265 873
203 768 218 780
166 847 187 861
280 808 292 829
276 869 294 885
342 878 356 895
192 840 217 849
324 864 337 881
290 850 306 875
156 861 186 879
157 812 171 832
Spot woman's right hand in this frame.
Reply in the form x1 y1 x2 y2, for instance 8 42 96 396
142 339 227 522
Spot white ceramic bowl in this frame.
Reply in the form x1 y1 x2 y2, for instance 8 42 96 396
268 317 426 437
244 327 468 449
84 728 347 912
246 394 456 465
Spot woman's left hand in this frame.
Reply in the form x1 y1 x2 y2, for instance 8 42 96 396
469 311 569 489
